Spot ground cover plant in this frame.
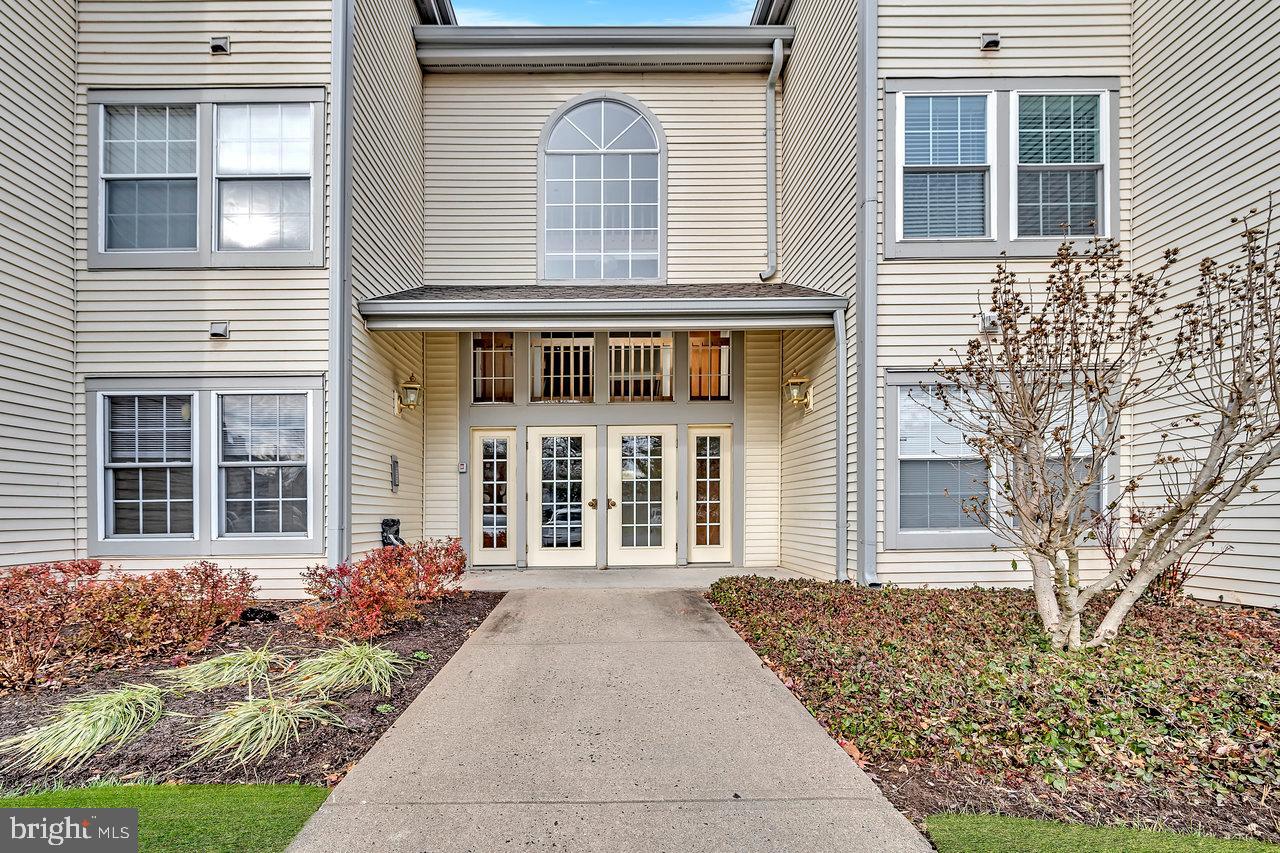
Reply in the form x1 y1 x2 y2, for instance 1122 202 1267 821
186 696 344 768
926 814 1278 853
708 576 1280 842
287 641 411 696
0 784 328 853
160 643 286 693
0 684 164 772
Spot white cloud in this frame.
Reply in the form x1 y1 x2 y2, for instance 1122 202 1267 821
453 5 543 25
653 0 754 25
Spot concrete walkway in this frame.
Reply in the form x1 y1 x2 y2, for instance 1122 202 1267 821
289 589 931 852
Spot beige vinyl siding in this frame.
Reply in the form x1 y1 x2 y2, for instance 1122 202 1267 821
0 0 78 565
421 73 767 284
423 332 459 537
742 330 781 567
348 0 427 555
777 0 858 577
1130 0 1280 607
874 0 1131 586
72 0 332 584
779 327 838 578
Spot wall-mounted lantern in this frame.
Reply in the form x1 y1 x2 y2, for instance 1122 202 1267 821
396 373 422 415
783 371 813 412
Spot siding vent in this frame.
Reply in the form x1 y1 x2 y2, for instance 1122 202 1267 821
210 36 231 55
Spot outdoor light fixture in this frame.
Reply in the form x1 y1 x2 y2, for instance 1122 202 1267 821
783 371 813 412
396 373 422 415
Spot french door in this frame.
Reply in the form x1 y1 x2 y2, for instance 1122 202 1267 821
606 425 677 566
470 429 516 566
526 426 597 567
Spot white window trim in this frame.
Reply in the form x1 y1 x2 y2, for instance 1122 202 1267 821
883 77 1121 261
893 90 997 245
87 88 325 271
536 90 668 285
1008 89 1113 242
86 375 324 558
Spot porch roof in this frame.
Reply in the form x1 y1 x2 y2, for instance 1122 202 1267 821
358 283 848 331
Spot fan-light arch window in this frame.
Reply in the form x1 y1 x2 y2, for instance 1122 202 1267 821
543 97 661 281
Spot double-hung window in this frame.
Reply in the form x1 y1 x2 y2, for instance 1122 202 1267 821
104 395 194 537
89 89 324 269
1015 94 1103 237
901 94 991 239
887 380 996 550
886 78 1118 259
88 377 322 557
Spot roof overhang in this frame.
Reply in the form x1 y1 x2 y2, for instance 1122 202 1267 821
414 26 794 73
359 285 846 332
415 0 455 25
751 0 793 25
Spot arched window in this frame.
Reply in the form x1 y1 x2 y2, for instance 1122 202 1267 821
541 95 663 281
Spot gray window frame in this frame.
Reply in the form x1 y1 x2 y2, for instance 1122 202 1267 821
88 88 326 270
87 375 324 558
884 77 1121 260
536 90 668 285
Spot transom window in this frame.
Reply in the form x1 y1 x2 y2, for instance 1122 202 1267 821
1016 94 1102 237
472 332 515 404
89 89 324 269
542 96 661 281
609 331 673 402
689 331 732 401
902 95 989 239
531 332 595 403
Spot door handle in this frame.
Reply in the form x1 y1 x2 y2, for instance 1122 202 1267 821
588 498 597 509
607 498 617 509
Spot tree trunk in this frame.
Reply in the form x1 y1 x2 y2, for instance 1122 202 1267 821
1029 552 1067 647
1084 558 1166 647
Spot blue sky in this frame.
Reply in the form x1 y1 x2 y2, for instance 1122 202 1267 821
452 0 755 26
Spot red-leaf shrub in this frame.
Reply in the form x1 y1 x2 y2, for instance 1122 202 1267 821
80 561 254 657
0 559 253 688
294 539 467 640
0 559 103 686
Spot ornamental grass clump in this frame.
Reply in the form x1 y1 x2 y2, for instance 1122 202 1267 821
185 695 344 768
0 684 164 772
286 641 410 697
159 642 286 693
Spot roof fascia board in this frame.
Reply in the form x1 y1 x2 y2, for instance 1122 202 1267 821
415 26 793 71
359 295 847 317
364 315 838 332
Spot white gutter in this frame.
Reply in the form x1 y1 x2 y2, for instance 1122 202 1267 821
758 37 784 281
855 0 879 585
326 0 354 566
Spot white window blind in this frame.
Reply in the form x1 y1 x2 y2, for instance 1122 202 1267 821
103 105 198 250
902 95 988 238
219 394 309 535
1016 94 1102 236
105 395 194 536
897 388 988 531
544 99 660 280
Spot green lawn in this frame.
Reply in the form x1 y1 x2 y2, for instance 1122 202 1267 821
927 814 1279 853
0 784 328 853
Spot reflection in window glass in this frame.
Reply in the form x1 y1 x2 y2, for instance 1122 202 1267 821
689 331 731 400
472 332 515 403
216 103 313 251
105 394 194 535
219 393 308 535
103 105 198 250
897 388 988 530
609 331 672 401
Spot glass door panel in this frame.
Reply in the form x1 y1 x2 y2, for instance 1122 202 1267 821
688 426 731 563
526 426 597 567
471 429 515 565
607 425 676 566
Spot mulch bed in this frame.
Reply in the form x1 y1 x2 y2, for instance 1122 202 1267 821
0 590 503 791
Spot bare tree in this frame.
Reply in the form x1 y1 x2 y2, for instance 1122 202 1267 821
928 204 1280 650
